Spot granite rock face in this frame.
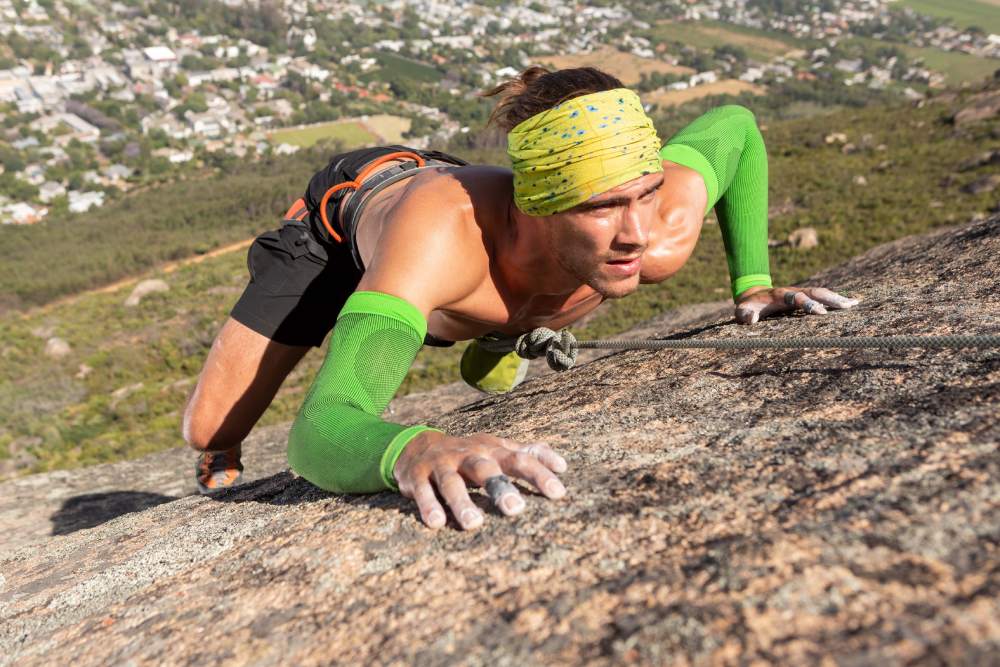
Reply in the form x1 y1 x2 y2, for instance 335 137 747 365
1 217 998 666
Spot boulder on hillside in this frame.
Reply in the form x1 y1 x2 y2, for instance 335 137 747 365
30 325 55 339
962 173 1000 195
951 90 1000 126
1 216 998 665
788 226 819 249
124 279 170 307
43 337 71 359
957 149 1000 172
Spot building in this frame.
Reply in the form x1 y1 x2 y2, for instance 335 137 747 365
68 190 105 213
2 202 47 225
38 181 66 203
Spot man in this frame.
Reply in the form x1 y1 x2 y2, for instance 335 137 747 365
182 67 858 530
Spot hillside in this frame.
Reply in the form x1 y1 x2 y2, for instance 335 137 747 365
1 79 998 480
1 215 997 665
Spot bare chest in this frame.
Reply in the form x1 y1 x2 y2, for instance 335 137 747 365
350 163 707 341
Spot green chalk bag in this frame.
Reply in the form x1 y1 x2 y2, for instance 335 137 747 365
460 339 530 394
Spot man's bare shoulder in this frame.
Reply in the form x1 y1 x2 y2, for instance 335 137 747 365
658 159 709 217
355 167 503 318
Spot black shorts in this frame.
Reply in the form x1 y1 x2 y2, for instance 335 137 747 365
229 145 465 348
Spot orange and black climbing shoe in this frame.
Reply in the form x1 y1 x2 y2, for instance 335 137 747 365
195 445 244 495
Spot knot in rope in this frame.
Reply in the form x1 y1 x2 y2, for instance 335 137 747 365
514 327 579 371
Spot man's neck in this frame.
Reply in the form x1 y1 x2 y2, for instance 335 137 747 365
497 195 588 303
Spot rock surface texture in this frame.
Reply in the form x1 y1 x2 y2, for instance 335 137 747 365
2 217 998 666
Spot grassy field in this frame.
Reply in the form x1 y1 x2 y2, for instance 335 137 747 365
899 0 1000 33
539 46 692 85
375 51 442 83
643 80 769 108
269 120 379 148
909 45 999 84
362 113 412 143
2 81 999 478
645 19 806 62
847 35 997 85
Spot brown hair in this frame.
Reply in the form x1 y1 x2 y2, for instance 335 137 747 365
481 66 625 132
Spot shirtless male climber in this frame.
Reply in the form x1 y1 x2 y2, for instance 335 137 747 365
182 66 859 530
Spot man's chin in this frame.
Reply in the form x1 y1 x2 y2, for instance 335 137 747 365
592 275 640 299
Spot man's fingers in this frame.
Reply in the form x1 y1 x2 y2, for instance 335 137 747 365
735 302 763 325
737 294 788 323
501 450 567 500
412 481 447 530
433 468 483 530
494 437 568 474
484 474 525 516
459 456 525 516
735 286 858 326
781 289 827 315
524 442 568 474
805 287 859 309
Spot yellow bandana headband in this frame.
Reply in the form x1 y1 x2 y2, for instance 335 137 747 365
507 88 662 216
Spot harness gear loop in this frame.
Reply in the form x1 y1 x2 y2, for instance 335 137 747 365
317 151 427 244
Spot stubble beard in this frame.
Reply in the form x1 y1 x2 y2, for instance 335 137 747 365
552 243 637 300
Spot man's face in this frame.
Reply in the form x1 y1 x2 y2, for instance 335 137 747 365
544 172 664 299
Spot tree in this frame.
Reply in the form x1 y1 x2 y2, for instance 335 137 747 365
0 143 25 172
0 173 39 201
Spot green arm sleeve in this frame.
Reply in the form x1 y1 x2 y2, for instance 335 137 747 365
287 290 443 494
659 104 773 300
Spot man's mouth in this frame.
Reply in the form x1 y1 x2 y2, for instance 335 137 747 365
605 256 641 275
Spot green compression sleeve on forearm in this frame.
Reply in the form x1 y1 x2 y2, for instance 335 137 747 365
287 290 444 493
659 104 772 299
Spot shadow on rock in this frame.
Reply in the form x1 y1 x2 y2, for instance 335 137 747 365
51 491 178 535
205 470 447 527
204 471 315 505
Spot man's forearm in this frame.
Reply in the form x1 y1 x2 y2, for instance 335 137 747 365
287 290 442 493
659 105 772 299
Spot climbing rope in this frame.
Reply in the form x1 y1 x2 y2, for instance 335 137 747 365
476 328 1000 372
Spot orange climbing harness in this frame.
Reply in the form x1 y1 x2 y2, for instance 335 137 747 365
305 150 427 243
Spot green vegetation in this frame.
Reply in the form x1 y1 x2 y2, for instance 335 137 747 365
899 0 1000 34
644 13 996 88
270 121 378 148
916 45 1000 84
0 149 328 310
373 52 443 84
908 45 999 84
2 80 998 479
846 35 999 85
643 19 809 63
149 0 287 49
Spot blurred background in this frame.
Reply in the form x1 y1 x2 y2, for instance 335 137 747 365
0 0 997 479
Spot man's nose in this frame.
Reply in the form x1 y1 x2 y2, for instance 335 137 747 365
616 204 649 248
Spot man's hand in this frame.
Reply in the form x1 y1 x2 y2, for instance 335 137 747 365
393 430 568 530
734 286 859 325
